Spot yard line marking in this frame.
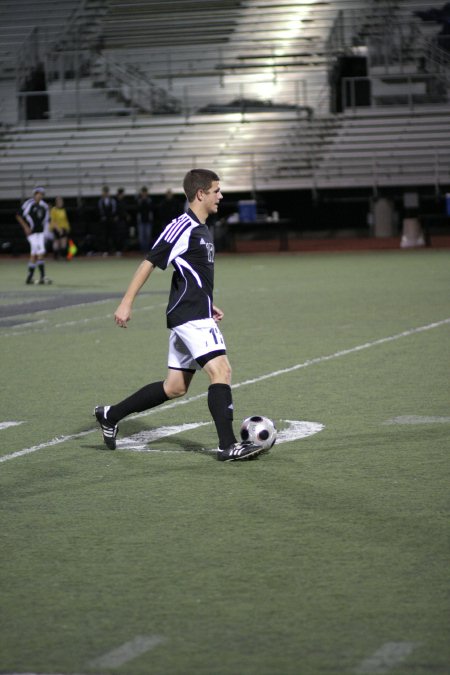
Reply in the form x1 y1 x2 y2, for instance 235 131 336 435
119 419 324 452
232 317 450 390
0 431 93 463
118 422 211 451
1 317 449 464
0 302 166 337
88 635 166 669
0 421 25 431
354 641 419 673
384 415 450 425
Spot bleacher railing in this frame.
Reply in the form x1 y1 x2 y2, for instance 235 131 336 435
341 73 448 111
5 146 449 201
15 79 315 126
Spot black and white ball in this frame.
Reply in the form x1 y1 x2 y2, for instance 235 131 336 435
240 415 277 451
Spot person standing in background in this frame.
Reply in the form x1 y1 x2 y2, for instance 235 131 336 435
97 186 116 255
115 188 130 256
49 196 71 260
136 186 154 252
16 186 52 285
156 188 182 240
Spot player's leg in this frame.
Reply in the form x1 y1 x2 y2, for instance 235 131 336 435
202 354 236 450
93 330 197 449
174 319 263 460
202 354 263 460
26 236 37 284
94 372 194 450
52 230 61 259
107 368 193 423
26 255 36 284
35 234 51 284
60 234 68 258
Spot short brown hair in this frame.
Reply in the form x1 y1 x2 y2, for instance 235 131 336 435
183 169 220 203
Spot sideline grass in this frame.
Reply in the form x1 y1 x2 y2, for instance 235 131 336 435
0 251 449 675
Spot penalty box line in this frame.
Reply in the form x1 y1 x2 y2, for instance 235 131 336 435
1 316 449 464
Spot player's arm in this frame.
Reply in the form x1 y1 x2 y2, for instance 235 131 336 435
213 305 224 321
15 213 31 237
114 259 155 327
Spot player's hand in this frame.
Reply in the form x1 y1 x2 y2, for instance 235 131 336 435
114 302 131 328
213 305 224 321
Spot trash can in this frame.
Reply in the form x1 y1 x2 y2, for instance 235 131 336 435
400 217 425 248
374 198 395 237
238 200 257 222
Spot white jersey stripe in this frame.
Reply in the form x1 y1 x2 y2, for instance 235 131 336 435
164 214 191 242
176 257 202 287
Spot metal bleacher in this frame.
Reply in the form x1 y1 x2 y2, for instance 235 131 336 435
0 0 449 199
314 105 450 188
0 112 328 195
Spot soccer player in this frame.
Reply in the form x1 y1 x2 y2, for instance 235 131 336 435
16 187 52 285
94 169 263 461
50 196 71 260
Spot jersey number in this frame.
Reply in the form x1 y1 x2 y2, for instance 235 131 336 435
209 327 224 345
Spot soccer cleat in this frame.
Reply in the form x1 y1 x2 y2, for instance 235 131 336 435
217 440 264 462
94 405 118 450
37 277 52 285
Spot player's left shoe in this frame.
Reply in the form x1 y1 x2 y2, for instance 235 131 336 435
94 405 119 450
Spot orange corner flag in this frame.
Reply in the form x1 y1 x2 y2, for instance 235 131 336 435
67 239 78 260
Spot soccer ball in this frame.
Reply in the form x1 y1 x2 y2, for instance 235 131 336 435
240 415 277 451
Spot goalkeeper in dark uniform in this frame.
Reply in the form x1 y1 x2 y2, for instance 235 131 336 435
94 169 263 461
16 187 52 285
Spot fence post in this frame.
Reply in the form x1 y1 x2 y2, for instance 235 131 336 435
77 160 82 199
251 153 257 195
434 149 440 195
20 163 26 200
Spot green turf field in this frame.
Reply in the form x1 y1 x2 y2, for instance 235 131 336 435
0 250 449 675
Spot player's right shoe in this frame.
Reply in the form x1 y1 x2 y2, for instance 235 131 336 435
94 405 118 450
217 441 264 462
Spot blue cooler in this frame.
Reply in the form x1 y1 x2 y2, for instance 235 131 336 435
238 200 257 222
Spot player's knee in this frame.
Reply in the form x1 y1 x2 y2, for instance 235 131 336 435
163 381 188 399
207 359 232 384
221 361 232 383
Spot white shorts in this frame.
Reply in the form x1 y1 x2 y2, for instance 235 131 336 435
168 318 227 371
27 232 46 256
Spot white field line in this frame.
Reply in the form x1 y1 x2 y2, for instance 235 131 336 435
88 635 166 669
0 421 25 430
384 415 450 425
1 317 449 464
0 431 94 463
117 419 324 452
354 641 419 673
0 301 166 338
231 317 450 390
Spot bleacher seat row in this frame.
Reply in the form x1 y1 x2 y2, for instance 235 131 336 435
0 106 449 199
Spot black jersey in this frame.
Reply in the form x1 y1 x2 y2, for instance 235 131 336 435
147 209 215 328
137 195 154 224
20 198 49 233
